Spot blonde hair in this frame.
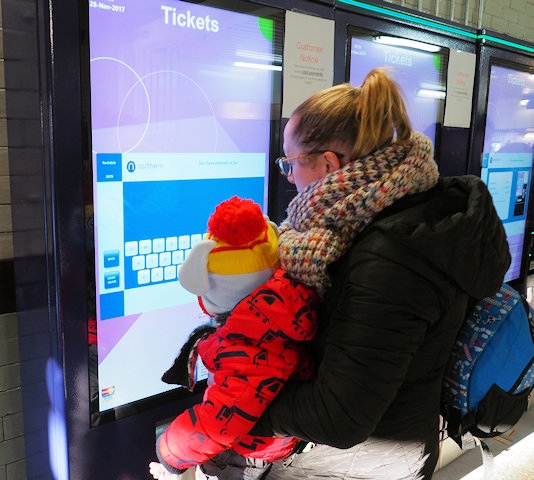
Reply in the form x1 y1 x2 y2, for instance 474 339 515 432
291 68 413 162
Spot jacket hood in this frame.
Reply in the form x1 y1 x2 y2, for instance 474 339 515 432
373 176 511 299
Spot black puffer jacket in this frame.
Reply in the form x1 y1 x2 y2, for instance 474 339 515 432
253 176 511 474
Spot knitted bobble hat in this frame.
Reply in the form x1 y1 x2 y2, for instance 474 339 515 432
206 196 279 275
179 196 279 316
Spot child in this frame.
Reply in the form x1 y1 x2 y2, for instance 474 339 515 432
149 196 319 480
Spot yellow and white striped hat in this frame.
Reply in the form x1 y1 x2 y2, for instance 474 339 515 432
179 196 279 316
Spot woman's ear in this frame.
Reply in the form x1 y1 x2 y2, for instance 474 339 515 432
323 151 341 173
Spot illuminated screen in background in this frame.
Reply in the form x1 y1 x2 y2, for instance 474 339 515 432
481 64 534 283
348 35 447 148
87 0 280 414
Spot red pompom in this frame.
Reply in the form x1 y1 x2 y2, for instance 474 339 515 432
207 196 266 245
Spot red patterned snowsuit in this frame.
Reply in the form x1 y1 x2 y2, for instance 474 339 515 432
157 268 318 473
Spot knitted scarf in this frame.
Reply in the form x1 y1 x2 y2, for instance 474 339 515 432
279 132 439 296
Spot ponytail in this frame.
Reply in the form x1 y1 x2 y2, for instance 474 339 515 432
353 68 412 158
291 68 413 163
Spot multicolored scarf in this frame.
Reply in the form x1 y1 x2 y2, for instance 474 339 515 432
279 132 439 296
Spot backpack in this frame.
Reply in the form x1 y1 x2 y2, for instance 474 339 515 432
441 283 534 451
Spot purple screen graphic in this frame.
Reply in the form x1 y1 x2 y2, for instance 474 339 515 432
88 0 279 413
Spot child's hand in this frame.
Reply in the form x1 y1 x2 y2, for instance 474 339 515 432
148 462 180 479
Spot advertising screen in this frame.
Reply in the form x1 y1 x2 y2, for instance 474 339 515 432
348 32 447 148
481 63 534 283
86 0 282 420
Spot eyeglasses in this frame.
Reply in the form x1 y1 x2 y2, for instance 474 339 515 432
275 154 303 177
275 150 343 177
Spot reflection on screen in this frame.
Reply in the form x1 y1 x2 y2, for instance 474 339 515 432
481 64 534 283
348 34 446 147
88 0 280 414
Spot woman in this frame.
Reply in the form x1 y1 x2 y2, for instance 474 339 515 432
250 68 511 479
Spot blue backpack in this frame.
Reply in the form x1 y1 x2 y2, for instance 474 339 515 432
441 283 534 448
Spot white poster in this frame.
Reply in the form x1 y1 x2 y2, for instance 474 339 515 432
282 11 335 118
443 50 476 128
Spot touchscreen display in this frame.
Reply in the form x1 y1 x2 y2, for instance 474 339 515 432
87 0 281 417
348 33 447 148
481 63 534 283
